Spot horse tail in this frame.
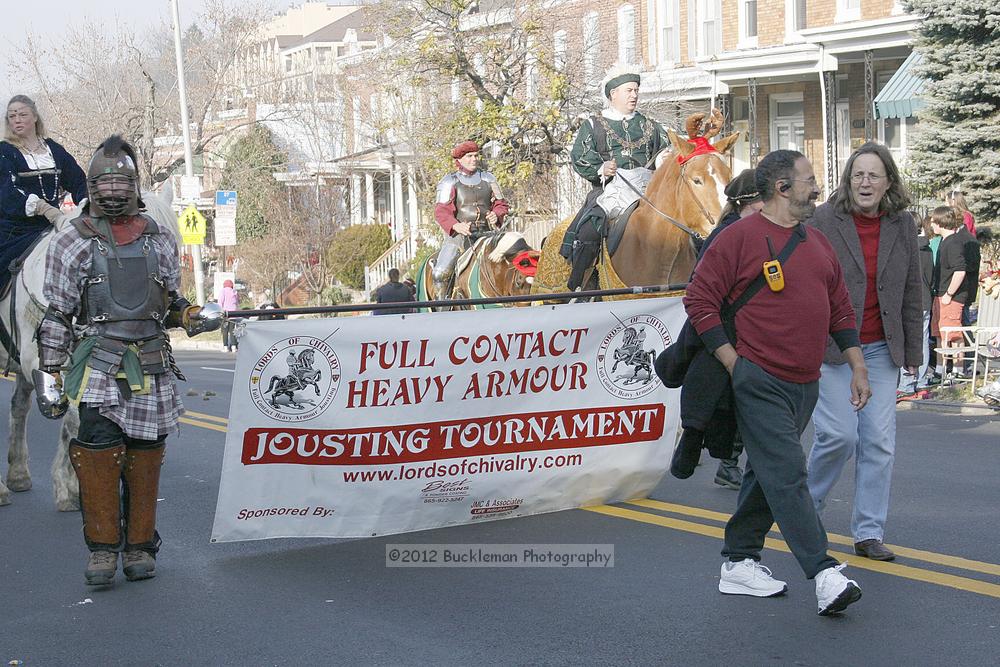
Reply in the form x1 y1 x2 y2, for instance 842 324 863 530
265 375 279 394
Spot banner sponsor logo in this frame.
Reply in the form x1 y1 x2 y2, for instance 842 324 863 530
596 313 672 400
249 336 341 422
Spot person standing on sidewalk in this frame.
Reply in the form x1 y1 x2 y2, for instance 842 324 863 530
898 214 935 399
806 143 923 563
217 279 239 352
374 268 415 315
685 149 870 616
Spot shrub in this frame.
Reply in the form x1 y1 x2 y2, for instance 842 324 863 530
325 224 393 289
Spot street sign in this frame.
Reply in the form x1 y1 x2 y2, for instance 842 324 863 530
214 190 238 247
179 205 208 245
179 175 202 202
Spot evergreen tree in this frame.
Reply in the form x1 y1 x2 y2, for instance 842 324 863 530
905 1 1000 222
217 124 288 241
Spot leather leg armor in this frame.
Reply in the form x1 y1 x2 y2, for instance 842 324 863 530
123 440 166 555
69 439 126 551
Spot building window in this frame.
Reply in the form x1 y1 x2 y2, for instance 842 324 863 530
739 0 758 47
697 0 721 57
794 0 808 30
554 30 568 72
618 4 637 65
836 0 861 23
583 13 600 82
659 0 679 64
770 93 805 153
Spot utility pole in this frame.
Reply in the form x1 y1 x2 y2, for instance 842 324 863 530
171 0 206 305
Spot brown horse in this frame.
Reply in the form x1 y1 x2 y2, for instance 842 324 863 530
532 115 740 295
417 231 540 311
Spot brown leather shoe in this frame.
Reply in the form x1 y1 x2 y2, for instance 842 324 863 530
854 539 896 561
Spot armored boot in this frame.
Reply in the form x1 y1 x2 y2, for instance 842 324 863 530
69 439 126 585
122 440 165 581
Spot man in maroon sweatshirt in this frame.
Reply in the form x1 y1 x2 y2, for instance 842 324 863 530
684 149 871 616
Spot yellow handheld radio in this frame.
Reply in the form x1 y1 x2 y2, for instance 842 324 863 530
762 236 785 292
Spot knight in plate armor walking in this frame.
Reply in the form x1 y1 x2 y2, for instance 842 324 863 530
36 135 220 586
431 140 510 300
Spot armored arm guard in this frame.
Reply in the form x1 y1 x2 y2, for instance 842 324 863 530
434 174 460 235
37 304 74 372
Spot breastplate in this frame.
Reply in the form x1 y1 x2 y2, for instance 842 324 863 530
81 232 168 341
454 175 494 225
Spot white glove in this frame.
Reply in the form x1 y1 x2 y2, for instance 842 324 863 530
25 193 41 216
35 200 61 224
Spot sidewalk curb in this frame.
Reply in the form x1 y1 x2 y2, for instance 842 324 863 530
897 399 1000 417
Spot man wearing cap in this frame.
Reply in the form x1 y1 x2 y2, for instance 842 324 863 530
561 69 668 290
432 140 509 300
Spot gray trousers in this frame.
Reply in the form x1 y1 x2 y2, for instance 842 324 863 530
723 357 839 579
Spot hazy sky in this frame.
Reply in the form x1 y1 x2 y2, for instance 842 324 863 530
0 0 308 104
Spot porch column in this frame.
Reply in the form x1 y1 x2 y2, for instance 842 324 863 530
364 172 375 224
407 164 419 246
822 70 839 195
391 163 404 241
350 174 362 226
864 50 875 142
748 77 759 167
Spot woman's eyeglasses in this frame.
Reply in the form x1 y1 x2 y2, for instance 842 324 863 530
850 173 885 184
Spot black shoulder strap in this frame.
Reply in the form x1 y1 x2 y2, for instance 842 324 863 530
722 224 807 319
591 115 611 163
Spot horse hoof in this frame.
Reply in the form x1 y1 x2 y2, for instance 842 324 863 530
0 491 11 506
56 497 81 512
6 476 31 492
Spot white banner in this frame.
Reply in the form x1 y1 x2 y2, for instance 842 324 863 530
210 297 685 542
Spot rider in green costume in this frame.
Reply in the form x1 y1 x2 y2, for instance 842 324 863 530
561 69 669 290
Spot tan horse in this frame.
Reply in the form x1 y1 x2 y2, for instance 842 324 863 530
533 115 740 296
417 231 540 311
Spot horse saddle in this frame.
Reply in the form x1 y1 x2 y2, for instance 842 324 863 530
605 200 641 258
454 237 490 278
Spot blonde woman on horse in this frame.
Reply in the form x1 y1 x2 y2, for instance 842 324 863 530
431 140 510 300
561 68 669 290
0 95 87 294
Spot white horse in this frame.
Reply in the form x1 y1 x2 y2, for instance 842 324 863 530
0 186 180 510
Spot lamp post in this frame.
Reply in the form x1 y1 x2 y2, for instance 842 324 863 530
171 0 206 305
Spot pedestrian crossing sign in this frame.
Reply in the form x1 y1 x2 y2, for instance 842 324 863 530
179 205 207 245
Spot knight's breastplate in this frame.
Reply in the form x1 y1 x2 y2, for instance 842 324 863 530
454 176 494 226
81 232 168 341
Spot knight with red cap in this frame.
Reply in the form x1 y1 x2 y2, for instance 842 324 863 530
431 140 509 300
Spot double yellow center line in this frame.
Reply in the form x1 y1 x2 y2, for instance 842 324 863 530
585 499 1000 599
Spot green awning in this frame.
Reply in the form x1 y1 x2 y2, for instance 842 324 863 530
874 51 926 119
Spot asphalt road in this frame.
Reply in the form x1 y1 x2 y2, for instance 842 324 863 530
2 351 998 665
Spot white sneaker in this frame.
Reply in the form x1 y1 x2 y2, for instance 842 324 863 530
815 563 862 615
718 559 788 597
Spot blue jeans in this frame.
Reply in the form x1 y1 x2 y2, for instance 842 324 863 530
897 310 931 392
808 341 898 542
